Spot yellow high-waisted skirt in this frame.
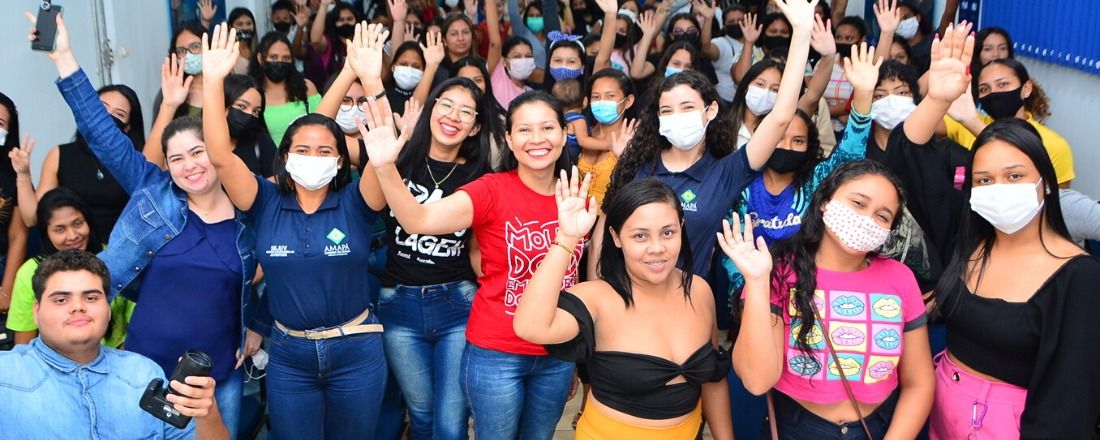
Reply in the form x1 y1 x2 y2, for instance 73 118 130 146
575 397 702 440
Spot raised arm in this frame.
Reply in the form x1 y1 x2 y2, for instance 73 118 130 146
390 0 409 53
830 0 848 25
872 0 899 60
719 214 783 394
514 168 595 344
198 0 217 30
9 135 40 228
592 0 620 72
316 61 358 118
347 23 392 210
935 0 960 36
1 214 26 313
695 0 721 61
902 22 973 145
732 12 761 82
628 10 661 80
485 0 505 73
743 0 816 170
797 15 836 114
202 25 259 210
311 0 333 53
414 32 445 106
291 4 312 59
146 55 194 167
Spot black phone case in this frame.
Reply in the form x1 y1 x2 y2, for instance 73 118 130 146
31 5 62 52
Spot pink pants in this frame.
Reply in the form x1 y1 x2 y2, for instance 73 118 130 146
929 351 1028 440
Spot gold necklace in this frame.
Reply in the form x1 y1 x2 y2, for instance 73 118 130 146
425 161 460 189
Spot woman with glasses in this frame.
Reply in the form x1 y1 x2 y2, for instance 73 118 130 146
154 22 207 120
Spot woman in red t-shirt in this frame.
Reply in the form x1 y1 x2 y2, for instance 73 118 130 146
364 90 579 439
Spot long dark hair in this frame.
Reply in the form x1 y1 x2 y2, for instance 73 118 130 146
604 71 733 210
0 92 19 149
442 14 478 60
587 68 637 121
449 57 506 149
978 58 1050 122
541 39 589 92
499 91 571 173
599 178 694 307
167 22 207 58
272 114 353 193
249 32 310 106
764 160 906 358
730 59 781 137
74 85 145 152
935 119 1071 315
223 74 268 140
655 41 701 78
785 109 822 191
398 78 492 177
970 27 1014 101
36 188 103 257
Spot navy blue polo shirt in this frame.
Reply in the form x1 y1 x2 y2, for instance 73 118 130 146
247 175 379 330
635 147 758 279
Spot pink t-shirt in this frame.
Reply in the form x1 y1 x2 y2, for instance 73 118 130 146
770 257 926 405
490 62 530 110
460 171 584 355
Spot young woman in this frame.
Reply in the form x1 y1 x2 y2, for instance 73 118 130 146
365 87 580 439
249 31 321 145
930 118 1100 439
580 68 636 208
228 7 258 73
306 0 360 88
39 18 261 439
540 0 618 92
205 24 385 438
515 177 733 439
387 41 431 112
726 159 935 439
0 93 27 315
158 22 207 119
598 0 817 283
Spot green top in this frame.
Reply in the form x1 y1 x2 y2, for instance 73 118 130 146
6 257 135 348
264 94 322 146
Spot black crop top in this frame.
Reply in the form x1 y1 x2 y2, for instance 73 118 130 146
545 292 730 419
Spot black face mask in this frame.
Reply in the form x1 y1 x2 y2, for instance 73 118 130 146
759 35 791 51
765 148 809 173
671 33 700 48
979 87 1025 120
335 24 356 39
263 61 293 82
273 21 293 34
614 33 629 49
236 28 255 42
724 25 743 40
835 43 853 58
227 108 260 140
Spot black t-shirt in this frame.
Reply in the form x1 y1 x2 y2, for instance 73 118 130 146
0 158 15 257
381 158 482 287
234 135 277 178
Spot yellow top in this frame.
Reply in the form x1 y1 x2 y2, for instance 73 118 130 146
944 114 1075 184
578 153 618 212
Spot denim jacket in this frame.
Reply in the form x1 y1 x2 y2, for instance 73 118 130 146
0 338 197 439
57 69 267 339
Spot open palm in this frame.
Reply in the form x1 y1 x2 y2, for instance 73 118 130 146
359 97 410 168
555 167 597 239
347 23 390 80
202 24 240 81
926 22 974 103
716 214 772 284
843 42 882 92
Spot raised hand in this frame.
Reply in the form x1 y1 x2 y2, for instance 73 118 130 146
347 22 390 80
740 13 761 44
925 21 975 104
594 0 618 15
393 97 423 136
359 97 411 168
390 0 409 22
201 24 240 81
809 15 836 56
610 118 638 157
25 10 72 62
715 214 772 285
8 134 36 177
843 42 882 92
692 0 717 20
199 0 218 24
421 31 445 66
946 84 979 122
294 4 311 27
161 54 195 108
774 0 819 33
404 22 420 42
637 10 659 37
873 0 900 36
555 167 597 240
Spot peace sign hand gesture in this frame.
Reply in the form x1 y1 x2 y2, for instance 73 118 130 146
555 166 597 240
716 214 772 285
8 134 36 177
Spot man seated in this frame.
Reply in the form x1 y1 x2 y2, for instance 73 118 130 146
0 250 229 440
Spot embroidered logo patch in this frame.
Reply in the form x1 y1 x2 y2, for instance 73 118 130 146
326 228 346 245
680 189 697 203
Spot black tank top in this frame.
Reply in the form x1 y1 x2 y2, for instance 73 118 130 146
57 141 130 242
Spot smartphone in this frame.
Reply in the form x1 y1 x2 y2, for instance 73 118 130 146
31 3 63 52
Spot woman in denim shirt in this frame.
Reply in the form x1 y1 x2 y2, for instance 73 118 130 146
42 15 260 439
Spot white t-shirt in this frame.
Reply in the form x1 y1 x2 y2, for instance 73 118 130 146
712 37 763 102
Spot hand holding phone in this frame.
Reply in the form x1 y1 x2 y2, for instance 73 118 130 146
31 2 63 52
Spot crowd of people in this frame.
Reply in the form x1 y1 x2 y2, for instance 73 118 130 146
1 0 1099 439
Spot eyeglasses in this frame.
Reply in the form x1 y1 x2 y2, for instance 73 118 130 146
173 42 202 57
434 98 477 123
340 97 371 112
671 29 700 38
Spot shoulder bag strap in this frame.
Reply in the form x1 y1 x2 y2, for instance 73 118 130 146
812 305 874 439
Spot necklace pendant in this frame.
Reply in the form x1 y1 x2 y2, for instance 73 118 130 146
96 169 104 181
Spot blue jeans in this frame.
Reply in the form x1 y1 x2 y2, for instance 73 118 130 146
215 368 243 440
266 316 387 440
461 344 574 440
377 280 476 440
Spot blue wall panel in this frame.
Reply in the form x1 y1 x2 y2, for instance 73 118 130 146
978 0 1100 75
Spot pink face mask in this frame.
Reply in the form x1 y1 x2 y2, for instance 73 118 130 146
822 200 891 253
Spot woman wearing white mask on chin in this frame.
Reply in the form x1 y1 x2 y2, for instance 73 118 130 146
595 0 817 285
204 24 388 438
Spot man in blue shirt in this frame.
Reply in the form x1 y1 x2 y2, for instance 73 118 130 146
0 250 228 440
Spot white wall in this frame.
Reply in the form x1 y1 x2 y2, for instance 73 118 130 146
1021 57 1100 197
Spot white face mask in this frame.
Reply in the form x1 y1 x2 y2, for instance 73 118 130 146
285 153 339 191
335 105 363 134
659 109 709 150
896 17 919 39
870 95 917 130
744 86 777 116
393 66 424 90
822 199 891 253
970 179 1044 235
0 128 7 143
507 57 537 81
445 0 460 8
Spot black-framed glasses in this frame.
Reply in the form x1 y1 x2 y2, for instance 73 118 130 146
434 98 477 123
173 42 202 57
340 97 370 112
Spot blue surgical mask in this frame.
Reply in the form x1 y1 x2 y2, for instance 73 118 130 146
183 52 203 75
550 66 583 81
665 67 683 77
590 99 624 125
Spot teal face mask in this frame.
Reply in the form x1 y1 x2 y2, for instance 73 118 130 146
526 16 545 33
590 99 624 125
665 67 684 77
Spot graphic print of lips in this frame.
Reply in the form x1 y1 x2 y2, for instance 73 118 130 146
828 357 862 377
868 360 895 380
872 297 902 319
874 328 901 350
789 355 821 376
832 295 865 316
805 325 824 345
831 327 866 346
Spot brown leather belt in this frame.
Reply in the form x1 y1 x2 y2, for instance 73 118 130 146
274 308 383 340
